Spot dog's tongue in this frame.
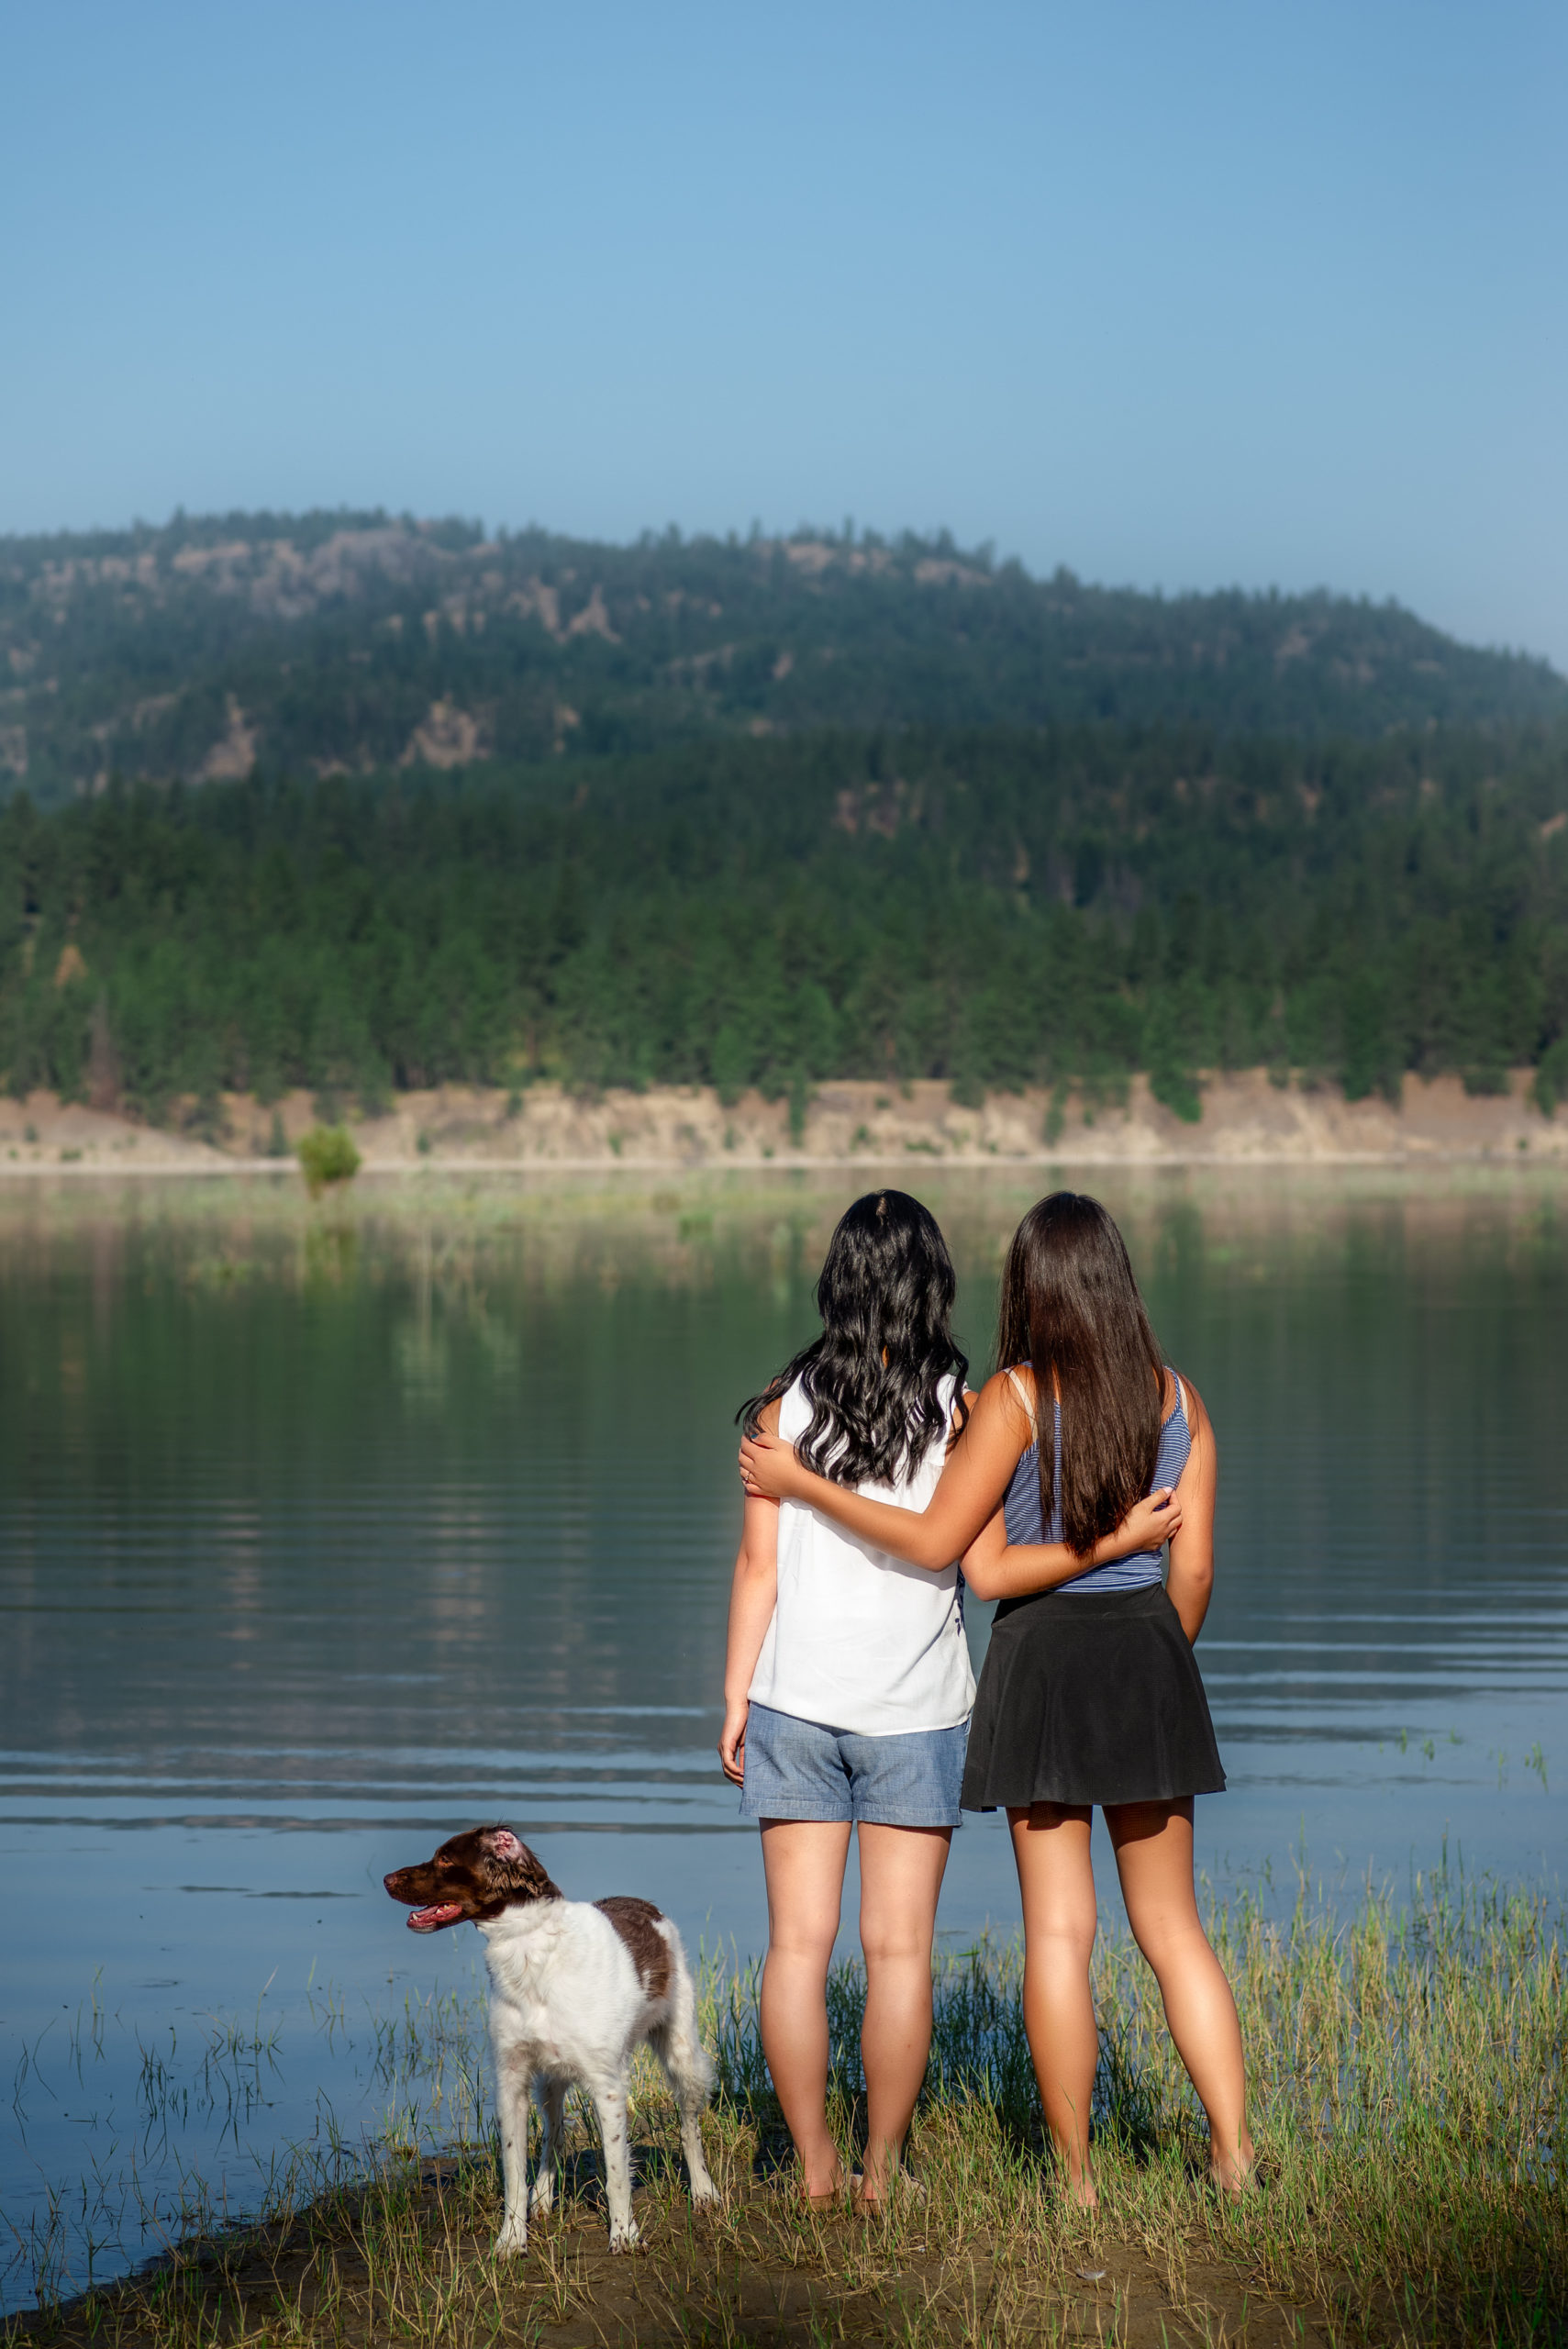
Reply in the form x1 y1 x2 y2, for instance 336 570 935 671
407 1903 463 1932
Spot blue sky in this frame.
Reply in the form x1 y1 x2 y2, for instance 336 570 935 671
5 1 1565 663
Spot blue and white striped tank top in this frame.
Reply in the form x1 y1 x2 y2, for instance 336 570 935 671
999 1368 1190 1596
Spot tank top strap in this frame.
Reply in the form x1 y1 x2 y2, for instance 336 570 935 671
1155 1366 1192 1492
1011 1364 1183 1442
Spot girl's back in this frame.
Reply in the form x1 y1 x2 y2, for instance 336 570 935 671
721 1187 978 2211
749 1371 975 1735
996 1370 1191 1609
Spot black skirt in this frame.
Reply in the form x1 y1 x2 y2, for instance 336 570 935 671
961 1582 1226 1812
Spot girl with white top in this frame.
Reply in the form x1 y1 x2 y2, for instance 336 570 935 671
720 1190 1169 2208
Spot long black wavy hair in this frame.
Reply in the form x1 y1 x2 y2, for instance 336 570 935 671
739 1190 969 1487
995 1191 1165 1556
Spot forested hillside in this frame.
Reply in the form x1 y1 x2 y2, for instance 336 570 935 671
5 722 1565 1123
4 511 1566 801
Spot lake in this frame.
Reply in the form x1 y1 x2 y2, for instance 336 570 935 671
3 1166 1564 2309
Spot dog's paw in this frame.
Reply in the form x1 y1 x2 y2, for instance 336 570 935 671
528 2175 556 2216
689 2176 719 2207
493 2221 529 2259
608 2220 642 2254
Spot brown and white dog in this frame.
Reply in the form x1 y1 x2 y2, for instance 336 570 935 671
384 1825 716 2254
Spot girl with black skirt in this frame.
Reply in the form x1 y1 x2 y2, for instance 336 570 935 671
741 1191 1252 2206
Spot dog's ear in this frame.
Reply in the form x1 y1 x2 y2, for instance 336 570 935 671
480 1826 561 1903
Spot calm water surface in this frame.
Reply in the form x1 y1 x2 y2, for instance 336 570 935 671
3 1171 1564 2304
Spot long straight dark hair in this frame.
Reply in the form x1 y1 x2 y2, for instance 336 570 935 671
740 1190 969 1487
995 1192 1165 1556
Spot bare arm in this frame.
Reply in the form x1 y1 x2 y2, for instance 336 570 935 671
960 1489 1181 1600
959 1367 1187 1600
1164 1375 1217 1642
740 1371 1180 1577
719 1401 782 1785
740 1371 1024 1565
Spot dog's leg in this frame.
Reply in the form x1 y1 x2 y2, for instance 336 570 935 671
652 1999 718 2207
529 2076 566 2216
494 2045 533 2256
588 2076 639 2251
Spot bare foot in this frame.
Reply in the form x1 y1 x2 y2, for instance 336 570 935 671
802 2166 856 2205
772 2159 846 2205
855 2170 923 2214
1209 2136 1258 2197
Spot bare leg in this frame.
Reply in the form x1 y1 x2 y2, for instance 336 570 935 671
529 2076 566 2215
1007 1804 1099 2208
1106 1799 1254 2189
855 1823 951 2203
759 1818 853 2197
493 2043 533 2253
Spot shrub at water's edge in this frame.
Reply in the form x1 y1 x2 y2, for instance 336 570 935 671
296 1124 361 1197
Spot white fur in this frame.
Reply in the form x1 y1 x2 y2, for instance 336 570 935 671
479 1896 717 2254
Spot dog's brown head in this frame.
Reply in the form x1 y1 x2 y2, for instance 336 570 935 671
384 1826 562 1932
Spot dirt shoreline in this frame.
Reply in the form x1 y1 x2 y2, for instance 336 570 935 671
0 1067 1562 1179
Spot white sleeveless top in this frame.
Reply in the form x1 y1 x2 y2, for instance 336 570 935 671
748 1373 976 1737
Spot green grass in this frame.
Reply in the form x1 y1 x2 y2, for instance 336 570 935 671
8 1867 1563 2347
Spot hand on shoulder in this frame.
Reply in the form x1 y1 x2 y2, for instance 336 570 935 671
739 1397 795 1498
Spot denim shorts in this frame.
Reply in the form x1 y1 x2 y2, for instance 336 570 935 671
740 1702 968 1829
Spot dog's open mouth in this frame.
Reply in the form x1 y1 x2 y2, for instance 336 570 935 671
406 1902 465 1932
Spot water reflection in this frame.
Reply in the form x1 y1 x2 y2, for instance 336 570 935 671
1 1168 1564 2306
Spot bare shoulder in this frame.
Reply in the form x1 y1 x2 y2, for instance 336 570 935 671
1172 1370 1214 1442
757 1394 784 1437
982 1364 1035 1434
